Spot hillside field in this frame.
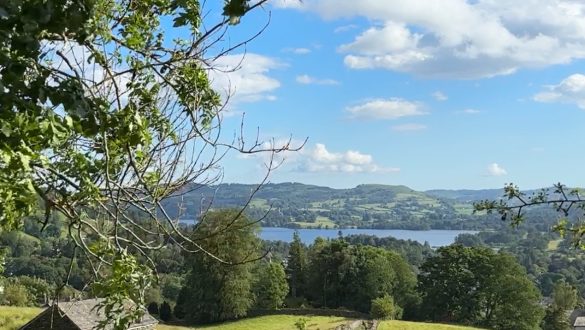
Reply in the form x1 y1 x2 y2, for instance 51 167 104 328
379 320 484 330
0 307 484 330
0 306 41 330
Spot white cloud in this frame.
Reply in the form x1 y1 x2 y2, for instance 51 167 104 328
296 74 340 85
271 0 304 9
303 143 399 173
461 108 481 114
432 91 448 101
277 0 585 79
533 74 585 109
242 141 399 174
284 47 312 55
346 98 427 120
486 163 507 176
334 24 358 33
208 53 283 105
391 123 427 132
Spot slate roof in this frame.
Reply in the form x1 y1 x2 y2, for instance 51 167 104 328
575 316 585 327
21 298 158 330
571 309 585 327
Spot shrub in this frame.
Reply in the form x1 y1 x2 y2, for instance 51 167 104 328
370 295 403 320
2 283 30 307
294 317 308 330
160 301 172 322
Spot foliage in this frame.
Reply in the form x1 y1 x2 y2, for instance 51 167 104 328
294 317 308 330
474 183 585 245
160 301 172 322
178 209 261 323
418 245 543 329
92 249 152 330
371 295 403 320
543 282 578 330
0 0 284 327
286 231 307 297
304 238 417 314
253 261 289 309
11 276 51 305
147 301 159 315
1 283 30 307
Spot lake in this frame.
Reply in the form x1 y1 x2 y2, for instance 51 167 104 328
259 227 477 247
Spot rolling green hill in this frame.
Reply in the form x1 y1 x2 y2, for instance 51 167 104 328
163 183 504 230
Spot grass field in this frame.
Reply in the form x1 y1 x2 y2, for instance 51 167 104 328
294 216 337 229
547 239 562 251
0 306 41 330
378 320 484 330
158 315 348 330
0 306 485 330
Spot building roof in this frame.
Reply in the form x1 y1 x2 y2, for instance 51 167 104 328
21 298 158 330
575 316 585 327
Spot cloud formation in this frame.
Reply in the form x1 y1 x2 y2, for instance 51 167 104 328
296 74 340 85
302 143 399 173
242 141 398 174
432 91 448 101
486 163 507 176
284 47 312 55
209 53 282 104
533 74 585 109
461 108 481 114
278 0 585 79
346 98 426 120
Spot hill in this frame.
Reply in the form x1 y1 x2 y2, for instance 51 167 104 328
162 183 505 230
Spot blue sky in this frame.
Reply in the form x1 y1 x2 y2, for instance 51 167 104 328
204 0 585 190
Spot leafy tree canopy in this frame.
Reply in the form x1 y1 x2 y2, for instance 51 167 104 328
0 0 291 328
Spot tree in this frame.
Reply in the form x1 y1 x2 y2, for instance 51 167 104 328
286 231 307 298
1 0 298 327
304 239 416 314
418 245 543 329
370 295 403 320
1 282 30 306
475 183 585 246
159 301 172 322
147 302 159 315
543 282 578 330
254 261 289 309
177 210 261 323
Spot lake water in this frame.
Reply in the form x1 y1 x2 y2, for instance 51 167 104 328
259 227 477 247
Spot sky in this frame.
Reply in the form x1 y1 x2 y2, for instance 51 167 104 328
200 0 585 191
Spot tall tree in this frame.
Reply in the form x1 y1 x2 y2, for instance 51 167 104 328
178 209 261 324
304 239 416 314
286 231 307 298
418 245 543 330
254 261 289 309
543 282 578 330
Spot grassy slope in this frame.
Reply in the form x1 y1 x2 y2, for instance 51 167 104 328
379 320 485 330
0 306 42 330
157 315 348 330
159 318 485 330
0 306 484 330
